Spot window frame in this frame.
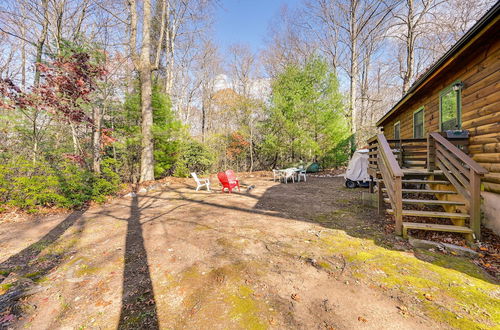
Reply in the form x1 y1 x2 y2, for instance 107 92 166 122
439 80 462 131
393 121 401 140
413 107 425 138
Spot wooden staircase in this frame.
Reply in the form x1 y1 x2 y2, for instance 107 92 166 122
378 170 473 240
367 134 488 241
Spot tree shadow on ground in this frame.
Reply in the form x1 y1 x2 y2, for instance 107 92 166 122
0 208 87 313
156 177 496 284
252 177 497 283
118 194 159 329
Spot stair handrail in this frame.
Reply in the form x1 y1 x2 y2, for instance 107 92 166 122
376 134 403 235
377 134 404 178
429 133 487 174
427 132 488 240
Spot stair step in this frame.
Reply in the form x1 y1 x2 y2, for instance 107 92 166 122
382 188 457 194
402 179 450 184
402 222 473 234
387 209 470 219
384 198 465 206
402 170 444 175
378 179 450 184
403 160 426 164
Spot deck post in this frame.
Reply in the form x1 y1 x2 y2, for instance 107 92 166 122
427 134 435 172
469 169 481 241
377 177 384 215
394 176 403 236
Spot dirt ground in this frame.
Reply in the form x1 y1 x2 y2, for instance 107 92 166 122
0 174 498 329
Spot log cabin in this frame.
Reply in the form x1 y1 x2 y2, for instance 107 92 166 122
368 2 499 241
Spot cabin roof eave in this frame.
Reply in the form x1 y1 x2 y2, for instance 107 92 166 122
376 2 500 127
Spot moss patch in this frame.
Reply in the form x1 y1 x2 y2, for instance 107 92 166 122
75 264 101 277
0 269 11 277
155 261 271 328
0 283 13 295
225 285 267 330
317 230 499 329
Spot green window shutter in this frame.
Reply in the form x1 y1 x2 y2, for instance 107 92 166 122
413 108 424 138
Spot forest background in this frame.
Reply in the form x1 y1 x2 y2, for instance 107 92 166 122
0 0 494 211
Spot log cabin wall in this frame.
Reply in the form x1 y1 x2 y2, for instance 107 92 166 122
381 19 500 195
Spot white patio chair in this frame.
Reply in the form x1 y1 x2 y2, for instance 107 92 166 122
272 169 281 182
191 172 210 191
282 169 295 184
297 168 307 182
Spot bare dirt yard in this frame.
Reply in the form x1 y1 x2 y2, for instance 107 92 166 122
0 174 498 329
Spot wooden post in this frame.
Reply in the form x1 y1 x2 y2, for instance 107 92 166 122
427 134 435 172
394 176 403 236
469 169 481 240
399 139 404 168
378 177 384 215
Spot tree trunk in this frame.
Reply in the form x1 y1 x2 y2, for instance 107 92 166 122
402 0 415 95
21 5 26 88
92 106 101 174
349 0 359 135
34 0 49 86
201 103 206 142
249 123 254 172
70 122 79 155
139 0 155 182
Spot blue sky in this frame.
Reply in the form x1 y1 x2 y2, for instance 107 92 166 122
214 0 302 52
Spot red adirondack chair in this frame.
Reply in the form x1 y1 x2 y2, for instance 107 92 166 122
225 170 241 191
217 171 240 193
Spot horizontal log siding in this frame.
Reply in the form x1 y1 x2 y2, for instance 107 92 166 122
382 25 500 194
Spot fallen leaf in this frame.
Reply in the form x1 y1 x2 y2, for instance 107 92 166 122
479 247 488 251
423 293 433 301
358 316 367 322
291 293 300 301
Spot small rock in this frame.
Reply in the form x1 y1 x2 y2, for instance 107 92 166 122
408 238 441 250
138 188 147 193
410 238 478 258
124 192 137 198
441 243 478 258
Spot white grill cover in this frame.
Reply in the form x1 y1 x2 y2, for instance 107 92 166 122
344 149 370 182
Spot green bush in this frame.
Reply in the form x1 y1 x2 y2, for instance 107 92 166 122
173 140 215 177
91 158 121 203
319 134 353 168
0 157 121 211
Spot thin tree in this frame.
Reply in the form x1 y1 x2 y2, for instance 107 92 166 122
128 0 167 182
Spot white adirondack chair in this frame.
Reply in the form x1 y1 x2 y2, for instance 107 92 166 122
191 172 210 191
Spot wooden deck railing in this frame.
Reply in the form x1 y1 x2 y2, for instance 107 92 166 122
371 134 404 235
388 138 427 168
428 132 488 240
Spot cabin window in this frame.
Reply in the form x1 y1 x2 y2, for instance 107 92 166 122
413 107 424 138
440 81 462 131
394 121 400 140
